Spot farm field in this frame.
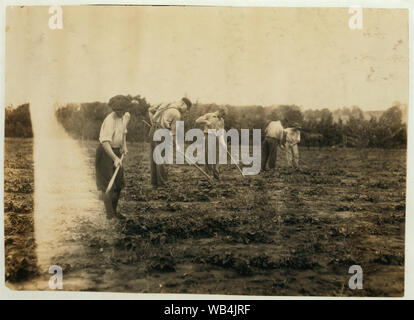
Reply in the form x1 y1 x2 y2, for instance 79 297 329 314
4 138 38 282
4 138 406 296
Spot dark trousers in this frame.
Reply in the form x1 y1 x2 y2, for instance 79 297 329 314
261 137 278 171
95 144 124 217
95 145 124 191
150 139 168 186
102 189 121 217
204 133 220 179
149 124 168 187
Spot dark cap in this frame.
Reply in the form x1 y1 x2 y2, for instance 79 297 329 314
181 97 192 109
108 95 132 111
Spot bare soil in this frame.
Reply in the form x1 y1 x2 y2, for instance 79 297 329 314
4 139 406 296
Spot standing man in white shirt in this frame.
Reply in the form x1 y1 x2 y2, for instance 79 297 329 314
262 120 285 171
284 122 301 170
95 95 131 220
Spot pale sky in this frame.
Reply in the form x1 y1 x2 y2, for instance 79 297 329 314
6 6 409 110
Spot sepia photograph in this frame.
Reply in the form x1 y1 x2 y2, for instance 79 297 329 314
2 3 409 297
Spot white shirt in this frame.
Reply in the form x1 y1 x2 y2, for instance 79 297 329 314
99 112 128 147
195 112 225 134
265 121 284 140
285 128 301 146
148 101 184 136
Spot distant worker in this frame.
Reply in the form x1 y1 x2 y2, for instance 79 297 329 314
148 97 192 187
283 122 301 170
195 106 227 180
261 120 285 171
95 95 131 220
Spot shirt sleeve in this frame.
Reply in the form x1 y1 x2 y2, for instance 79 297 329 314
122 113 130 134
168 109 182 136
214 119 225 137
218 118 225 130
195 114 208 124
264 124 270 137
99 115 114 144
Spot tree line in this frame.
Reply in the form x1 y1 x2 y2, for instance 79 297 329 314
4 103 33 138
5 98 407 148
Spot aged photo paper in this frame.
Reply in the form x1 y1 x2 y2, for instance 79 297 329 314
2 1 412 298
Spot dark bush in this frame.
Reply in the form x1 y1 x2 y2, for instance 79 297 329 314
5 104 33 138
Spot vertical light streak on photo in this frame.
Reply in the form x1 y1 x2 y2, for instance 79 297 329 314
5 6 108 275
30 96 105 273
